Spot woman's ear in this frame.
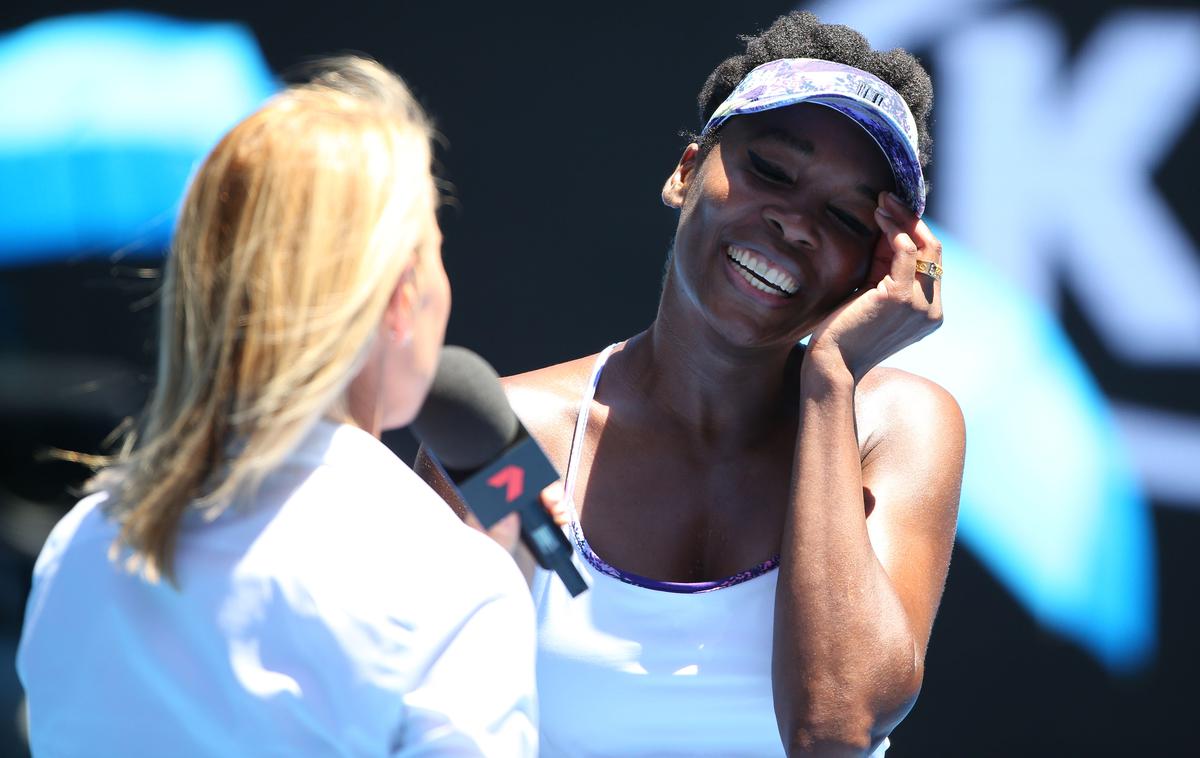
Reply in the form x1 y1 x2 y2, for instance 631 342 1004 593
383 264 418 346
661 143 701 209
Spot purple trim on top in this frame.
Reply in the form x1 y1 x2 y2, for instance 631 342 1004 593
568 519 779 594
561 344 780 594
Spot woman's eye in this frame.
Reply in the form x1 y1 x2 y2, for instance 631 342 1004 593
747 151 792 184
831 207 871 237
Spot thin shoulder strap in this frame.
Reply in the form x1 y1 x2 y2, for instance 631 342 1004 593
561 343 619 520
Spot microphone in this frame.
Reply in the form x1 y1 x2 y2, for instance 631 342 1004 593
411 346 589 597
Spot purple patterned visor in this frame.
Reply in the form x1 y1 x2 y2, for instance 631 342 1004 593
701 58 926 216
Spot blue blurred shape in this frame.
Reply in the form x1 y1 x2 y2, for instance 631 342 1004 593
884 224 1156 672
0 12 277 264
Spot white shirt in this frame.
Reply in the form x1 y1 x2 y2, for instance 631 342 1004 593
18 420 537 757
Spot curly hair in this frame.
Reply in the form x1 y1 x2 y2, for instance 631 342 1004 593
693 11 934 170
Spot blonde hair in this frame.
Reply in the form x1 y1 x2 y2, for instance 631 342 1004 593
93 57 437 583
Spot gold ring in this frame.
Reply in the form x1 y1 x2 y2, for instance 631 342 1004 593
915 259 943 281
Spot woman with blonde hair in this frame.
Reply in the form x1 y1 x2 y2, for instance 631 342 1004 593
18 57 536 756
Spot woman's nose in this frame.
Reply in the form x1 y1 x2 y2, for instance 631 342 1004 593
762 201 817 248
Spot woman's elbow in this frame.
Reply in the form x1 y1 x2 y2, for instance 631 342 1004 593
780 711 876 757
779 659 924 756
876 647 925 730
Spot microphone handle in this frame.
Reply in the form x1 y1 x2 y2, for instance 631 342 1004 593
516 499 589 597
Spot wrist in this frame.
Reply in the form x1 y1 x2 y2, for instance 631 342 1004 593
800 343 857 398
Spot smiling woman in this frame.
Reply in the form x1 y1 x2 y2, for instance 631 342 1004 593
419 9 962 758
669 104 899 345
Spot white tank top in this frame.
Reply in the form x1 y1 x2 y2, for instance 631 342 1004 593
531 345 889 757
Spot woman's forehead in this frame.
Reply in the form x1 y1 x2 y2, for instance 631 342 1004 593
725 103 882 150
704 106 893 198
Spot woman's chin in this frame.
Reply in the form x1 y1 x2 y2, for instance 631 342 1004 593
383 404 421 432
697 301 814 352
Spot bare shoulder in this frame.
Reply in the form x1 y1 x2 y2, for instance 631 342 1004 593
502 353 598 426
501 352 605 465
856 366 965 459
855 368 964 559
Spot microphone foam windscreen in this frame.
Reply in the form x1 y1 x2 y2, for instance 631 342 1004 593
409 346 520 471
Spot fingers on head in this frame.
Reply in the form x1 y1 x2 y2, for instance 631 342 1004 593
909 223 943 307
911 220 942 257
876 210 919 260
917 276 937 305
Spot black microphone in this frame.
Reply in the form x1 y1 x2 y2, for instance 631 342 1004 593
411 346 588 597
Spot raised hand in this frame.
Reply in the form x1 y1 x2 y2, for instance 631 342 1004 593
806 191 943 382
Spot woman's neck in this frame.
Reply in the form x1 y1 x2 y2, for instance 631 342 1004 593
610 294 802 448
345 350 385 439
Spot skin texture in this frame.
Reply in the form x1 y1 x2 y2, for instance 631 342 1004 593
419 103 964 756
348 202 451 435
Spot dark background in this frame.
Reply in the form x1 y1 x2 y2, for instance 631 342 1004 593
1 1 1198 755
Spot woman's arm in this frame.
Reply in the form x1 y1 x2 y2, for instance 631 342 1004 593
772 198 965 756
775 365 963 755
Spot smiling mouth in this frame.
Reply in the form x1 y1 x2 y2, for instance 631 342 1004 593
726 245 798 297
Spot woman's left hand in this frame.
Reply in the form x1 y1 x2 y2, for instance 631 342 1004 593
806 191 943 381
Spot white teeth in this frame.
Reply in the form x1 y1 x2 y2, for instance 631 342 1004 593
726 245 797 295
735 265 777 294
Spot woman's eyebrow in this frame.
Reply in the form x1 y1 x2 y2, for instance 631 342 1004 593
754 128 814 155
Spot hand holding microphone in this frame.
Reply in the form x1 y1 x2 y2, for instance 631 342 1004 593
411 346 589 597
465 480 566 555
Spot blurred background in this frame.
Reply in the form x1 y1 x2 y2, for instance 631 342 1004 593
1 0 1197 755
